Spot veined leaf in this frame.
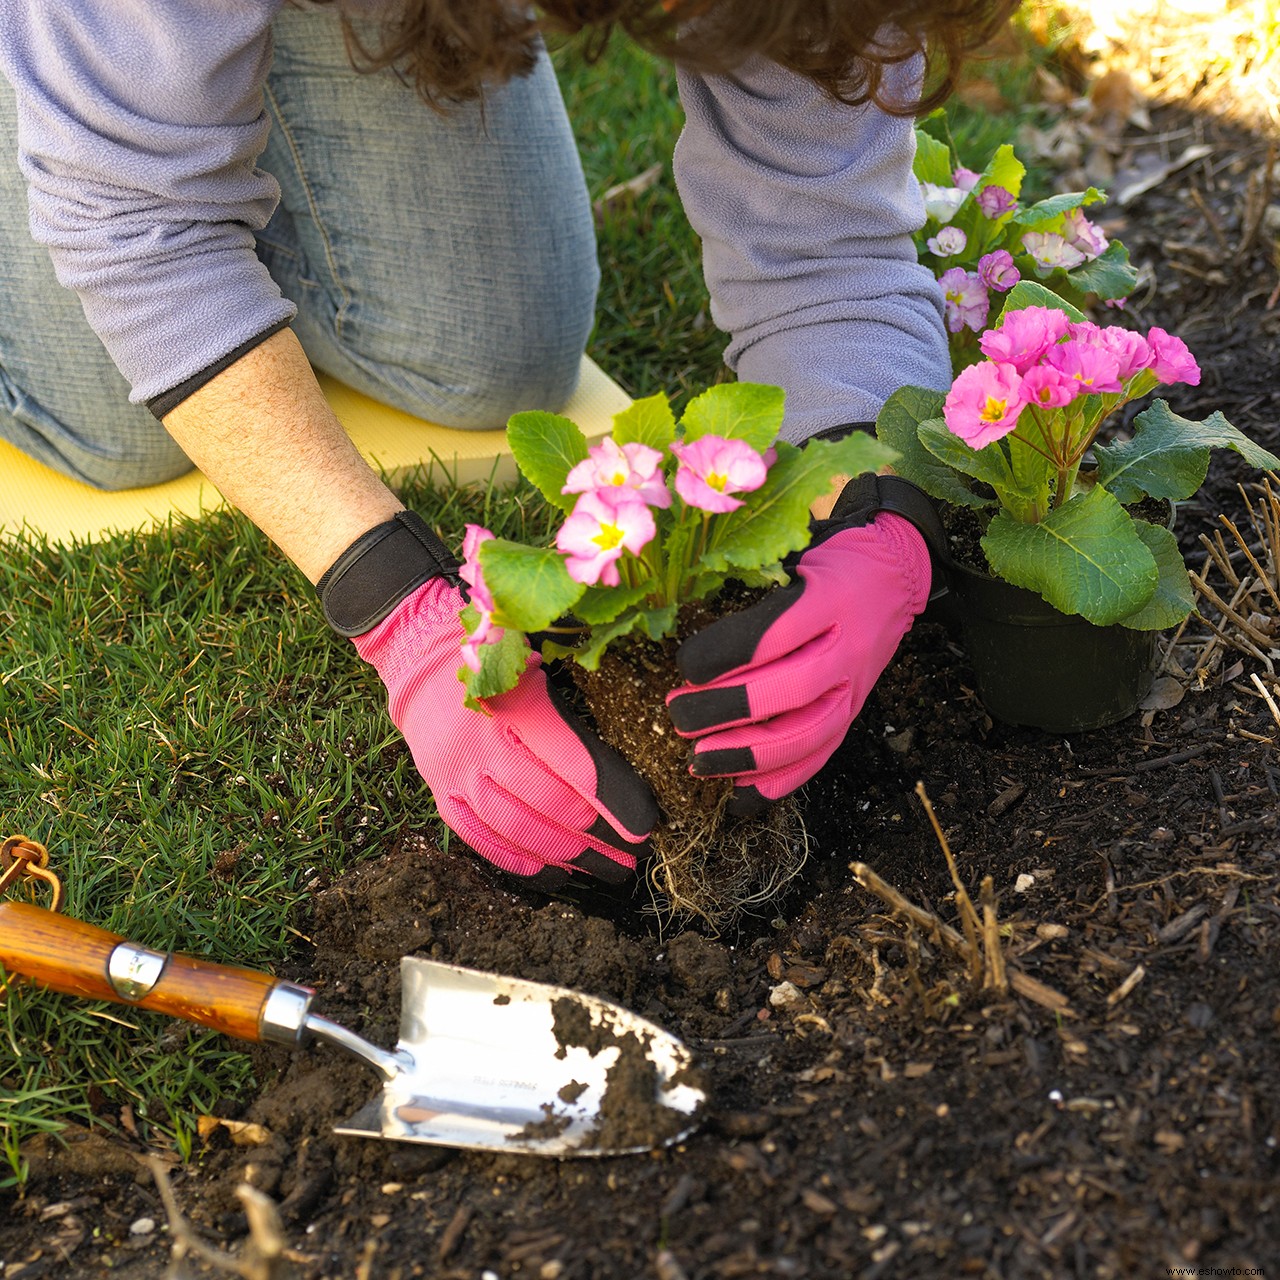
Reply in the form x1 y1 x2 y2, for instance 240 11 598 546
875 387 990 508
1116 520 1196 631
979 142 1025 203
1094 400 1280 504
912 127 954 187
612 393 677 451
919 419 1020 492
458 610 529 710
1066 239 1138 301
680 382 786 451
573 581 651 625
698 433 895 574
981 486 1158 626
1011 187 1104 226
997 280 1087 324
506 411 589 513
480 540 584 633
573 604 678 670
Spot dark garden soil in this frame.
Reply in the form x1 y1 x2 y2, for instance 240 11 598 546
5 79 1280 1280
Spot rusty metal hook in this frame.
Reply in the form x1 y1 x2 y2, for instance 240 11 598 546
0 835 64 913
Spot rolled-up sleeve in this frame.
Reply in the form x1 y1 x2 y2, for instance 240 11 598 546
674 56 951 442
0 1 296 407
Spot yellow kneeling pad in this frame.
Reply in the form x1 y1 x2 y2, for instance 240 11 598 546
0 355 631 546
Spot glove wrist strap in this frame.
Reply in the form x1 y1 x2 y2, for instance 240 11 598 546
316 510 460 637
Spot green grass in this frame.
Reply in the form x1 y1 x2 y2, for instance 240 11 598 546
0 30 1050 1190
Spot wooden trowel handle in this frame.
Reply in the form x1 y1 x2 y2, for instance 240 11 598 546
0 901 311 1045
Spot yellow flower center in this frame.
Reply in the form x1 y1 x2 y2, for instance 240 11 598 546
980 396 1009 423
706 471 728 492
592 523 625 552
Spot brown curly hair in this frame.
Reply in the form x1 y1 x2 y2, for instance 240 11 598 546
330 0 1021 115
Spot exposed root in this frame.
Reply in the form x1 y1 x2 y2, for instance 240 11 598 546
646 795 810 935
568 619 810 933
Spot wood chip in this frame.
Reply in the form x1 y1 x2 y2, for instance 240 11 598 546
1106 963 1147 1007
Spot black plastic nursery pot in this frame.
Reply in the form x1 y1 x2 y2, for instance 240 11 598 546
939 558 1158 734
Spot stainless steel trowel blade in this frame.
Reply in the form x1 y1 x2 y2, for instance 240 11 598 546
332 956 704 1157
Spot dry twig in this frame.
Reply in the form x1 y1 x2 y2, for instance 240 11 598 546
148 1156 302 1280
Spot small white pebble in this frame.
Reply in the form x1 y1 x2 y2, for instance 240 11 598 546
483 1272 501 1280
129 1217 156 1236
1014 873 1036 893
769 980 806 1012
380 1182 403 1194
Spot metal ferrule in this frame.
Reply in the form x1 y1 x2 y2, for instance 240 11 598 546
259 982 316 1047
107 943 168 1002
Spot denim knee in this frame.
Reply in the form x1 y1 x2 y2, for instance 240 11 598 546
0 370 193 491
387 319 594 429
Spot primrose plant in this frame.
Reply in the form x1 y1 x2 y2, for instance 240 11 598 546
913 124 1138 369
456 383 893 707
876 282 1280 629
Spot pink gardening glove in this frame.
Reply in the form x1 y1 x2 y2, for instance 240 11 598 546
666 509 931 815
353 578 657 890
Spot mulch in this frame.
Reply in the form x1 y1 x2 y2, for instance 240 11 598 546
3 93 1279 1280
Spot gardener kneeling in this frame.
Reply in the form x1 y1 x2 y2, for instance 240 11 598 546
0 0 1009 890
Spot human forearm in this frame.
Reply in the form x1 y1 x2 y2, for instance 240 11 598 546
162 328 403 583
673 57 950 442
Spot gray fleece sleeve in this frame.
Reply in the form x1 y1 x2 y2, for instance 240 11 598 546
0 0 296 407
673 56 951 443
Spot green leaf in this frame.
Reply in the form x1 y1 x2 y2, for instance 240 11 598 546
611 393 677 451
919 419 1020 492
506 411 589 513
977 142 1025 203
573 581 651 625
458 609 530 710
480 540 584 633
1065 239 1138 301
875 387 991 507
997 280 1087 324
1116 520 1196 631
699 433 895 575
912 127 954 187
1011 187 1104 226
1094 400 1280 505
981 487 1158 626
679 382 786 451
573 604 678 670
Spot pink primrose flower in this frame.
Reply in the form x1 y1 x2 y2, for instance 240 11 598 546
1146 327 1201 386
943 361 1026 449
556 489 656 587
1020 363 1080 410
938 267 990 334
1045 339 1123 395
1022 231 1088 272
1061 207 1109 258
976 185 1016 219
459 524 504 670
920 181 967 223
669 435 775 513
563 436 671 508
978 305 1071 373
977 249 1020 292
926 225 967 257
953 166 981 192
1093 327 1154 382
1104 296 1128 310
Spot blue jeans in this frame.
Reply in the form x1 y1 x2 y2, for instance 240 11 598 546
0 9 599 490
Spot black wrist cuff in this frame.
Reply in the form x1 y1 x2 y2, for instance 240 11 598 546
802 420 873 445
316 510 460 637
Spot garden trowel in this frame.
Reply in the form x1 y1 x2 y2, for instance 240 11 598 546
0 901 704 1157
